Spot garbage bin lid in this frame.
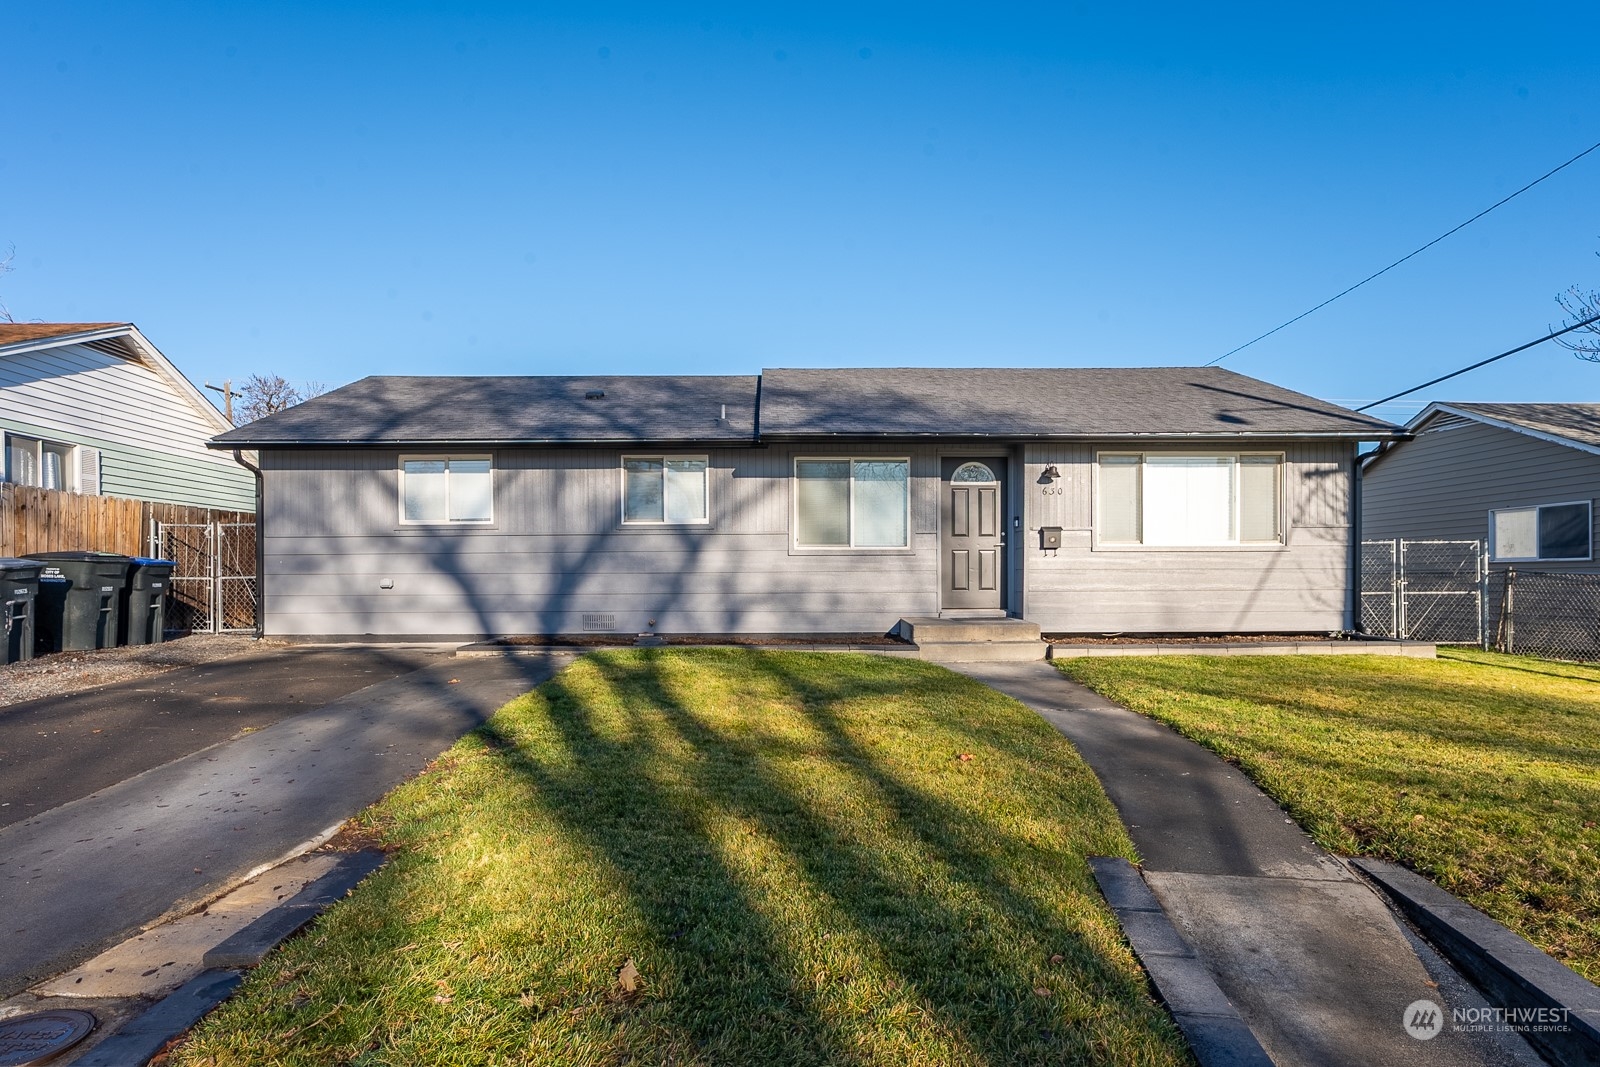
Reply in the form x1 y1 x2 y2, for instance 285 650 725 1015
130 557 178 566
23 551 134 562
0 557 44 571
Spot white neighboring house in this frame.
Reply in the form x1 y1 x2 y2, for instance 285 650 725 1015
0 322 254 511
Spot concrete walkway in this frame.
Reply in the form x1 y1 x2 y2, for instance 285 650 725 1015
956 661 1540 1067
0 650 570 997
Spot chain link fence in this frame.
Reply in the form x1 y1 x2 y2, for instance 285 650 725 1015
1487 569 1600 662
154 519 258 634
1363 538 1600 661
1360 539 1482 644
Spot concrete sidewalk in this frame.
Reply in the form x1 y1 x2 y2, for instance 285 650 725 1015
0 650 570 997
956 661 1540 1067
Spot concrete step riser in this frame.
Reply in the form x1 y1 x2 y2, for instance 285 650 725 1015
917 643 1048 663
898 617 1042 644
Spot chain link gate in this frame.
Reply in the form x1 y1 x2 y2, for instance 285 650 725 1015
1360 539 1483 644
153 519 257 634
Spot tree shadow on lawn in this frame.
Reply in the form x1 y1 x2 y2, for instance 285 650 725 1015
476 649 1182 1067
1105 660 1600 772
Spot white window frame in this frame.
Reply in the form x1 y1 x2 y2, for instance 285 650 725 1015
792 456 913 550
397 454 495 525
4 434 77 492
620 455 711 526
1488 500 1593 563
1093 450 1287 548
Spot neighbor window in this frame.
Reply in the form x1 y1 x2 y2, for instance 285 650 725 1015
5 435 76 491
795 458 909 548
400 456 493 523
1490 501 1591 562
622 457 709 524
1096 452 1283 546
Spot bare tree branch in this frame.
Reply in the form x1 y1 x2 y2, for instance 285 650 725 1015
1554 245 1600 362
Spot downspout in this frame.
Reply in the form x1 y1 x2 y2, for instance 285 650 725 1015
232 449 266 639
1349 446 1363 635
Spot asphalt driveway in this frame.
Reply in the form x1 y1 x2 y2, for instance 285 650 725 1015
0 646 570 997
0 646 443 828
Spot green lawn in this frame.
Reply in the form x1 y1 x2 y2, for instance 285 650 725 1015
1057 649 1600 981
175 649 1190 1067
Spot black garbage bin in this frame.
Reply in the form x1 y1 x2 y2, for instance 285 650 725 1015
121 557 177 646
25 551 133 654
0 558 43 664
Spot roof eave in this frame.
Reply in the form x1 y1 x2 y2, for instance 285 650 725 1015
1412 403 1600 459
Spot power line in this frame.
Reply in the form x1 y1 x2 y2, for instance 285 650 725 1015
1206 137 1600 367
1355 311 1600 413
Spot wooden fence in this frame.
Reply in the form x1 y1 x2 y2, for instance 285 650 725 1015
0 483 253 558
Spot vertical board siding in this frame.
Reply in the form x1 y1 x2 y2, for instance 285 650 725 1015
1019 440 1355 633
1362 420 1600 573
0 342 255 510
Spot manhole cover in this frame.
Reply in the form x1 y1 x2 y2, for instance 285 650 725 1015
0 1010 96 1066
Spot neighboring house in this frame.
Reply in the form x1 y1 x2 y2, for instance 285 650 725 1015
0 322 254 511
210 367 1400 639
1362 402 1600 573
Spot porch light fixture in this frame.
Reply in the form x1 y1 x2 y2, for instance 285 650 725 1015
1041 465 1061 481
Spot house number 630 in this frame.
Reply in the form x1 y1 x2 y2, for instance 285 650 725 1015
1040 486 1064 496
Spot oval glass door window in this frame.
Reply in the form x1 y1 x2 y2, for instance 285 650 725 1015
951 462 997 483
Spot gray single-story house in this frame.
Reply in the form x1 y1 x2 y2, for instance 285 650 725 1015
210 366 1401 639
1362 402 1600 572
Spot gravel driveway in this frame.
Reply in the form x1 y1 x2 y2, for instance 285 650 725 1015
0 634 272 708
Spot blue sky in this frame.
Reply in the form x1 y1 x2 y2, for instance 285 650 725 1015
5 2 1597 424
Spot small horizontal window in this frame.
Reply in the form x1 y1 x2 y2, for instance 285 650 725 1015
400 456 493 524
623 457 708 524
795 458 909 548
1096 452 1283 546
1490 501 1591 562
5 435 77 492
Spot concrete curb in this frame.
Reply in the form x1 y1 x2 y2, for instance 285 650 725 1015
63 969 243 1066
1048 640 1436 659
58 850 387 1066
1351 858 1600 1067
1088 857 1275 1067
204 849 387 969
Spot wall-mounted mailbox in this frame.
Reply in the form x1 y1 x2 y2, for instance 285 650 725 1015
1040 526 1063 550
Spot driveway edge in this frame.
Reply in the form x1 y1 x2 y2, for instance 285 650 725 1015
1089 857 1275 1067
1350 858 1600 1067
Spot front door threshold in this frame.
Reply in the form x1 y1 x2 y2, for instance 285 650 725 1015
937 609 1009 620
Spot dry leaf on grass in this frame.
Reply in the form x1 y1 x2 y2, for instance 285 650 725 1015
956 753 974 762
616 958 641 993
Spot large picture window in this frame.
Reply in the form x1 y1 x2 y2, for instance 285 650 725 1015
400 456 493 524
1096 452 1283 546
1490 501 1591 562
623 456 709 524
795 458 909 548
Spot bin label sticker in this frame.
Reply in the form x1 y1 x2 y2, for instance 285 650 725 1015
151 582 164 589
100 586 113 593
9 587 25 598
42 568 65 580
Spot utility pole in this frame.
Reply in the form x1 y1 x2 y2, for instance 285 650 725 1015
205 380 243 425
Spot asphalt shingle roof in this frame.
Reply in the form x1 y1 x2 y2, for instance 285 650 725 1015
757 366 1398 437
211 375 762 446
0 323 131 346
1437 402 1600 451
211 366 1399 447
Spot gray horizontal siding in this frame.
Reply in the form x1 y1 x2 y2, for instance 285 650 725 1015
1362 421 1600 574
260 438 1360 637
261 444 943 636
1018 440 1355 633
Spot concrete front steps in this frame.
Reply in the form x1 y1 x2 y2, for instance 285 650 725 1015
894 616 1047 663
